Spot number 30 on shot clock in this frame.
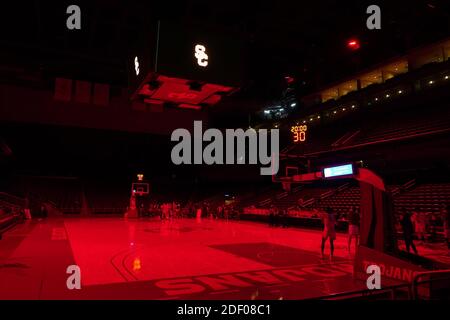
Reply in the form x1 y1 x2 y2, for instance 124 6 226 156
291 125 307 143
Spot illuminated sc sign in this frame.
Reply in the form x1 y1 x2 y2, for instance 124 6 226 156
194 44 208 67
291 125 307 143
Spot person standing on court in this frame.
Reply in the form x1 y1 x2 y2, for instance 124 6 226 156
347 206 360 255
40 204 48 218
443 205 450 256
321 207 337 260
401 211 418 254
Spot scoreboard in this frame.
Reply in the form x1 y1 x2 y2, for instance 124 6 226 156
129 21 247 110
290 125 307 143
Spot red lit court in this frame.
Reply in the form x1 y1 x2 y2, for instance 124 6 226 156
1 217 370 300
1 2 450 303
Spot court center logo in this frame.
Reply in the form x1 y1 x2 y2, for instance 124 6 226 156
171 121 279 175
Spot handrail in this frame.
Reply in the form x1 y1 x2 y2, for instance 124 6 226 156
259 198 272 206
390 186 401 196
402 179 416 191
280 144 296 154
1 192 21 200
306 127 450 156
302 198 315 207
276 192 288 200
320 190 334 200
0 192 26 207
300 183 353 208
0 212 22 238
332 131 352 147
310 282 412 300
341 130 361 145
318 183 350 201
311 268 450 300
412 269 450 300
337 183 351 192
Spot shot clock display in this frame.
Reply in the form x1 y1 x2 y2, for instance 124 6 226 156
290 125 307 143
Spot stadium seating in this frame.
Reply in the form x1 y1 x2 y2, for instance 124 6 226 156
8 177 82 214
311 185 360 215
235 179 449 239
394 183 450 214
0 193 25 238
272 186 335 209
0 210 20 235
283 68 450 157
83 180 129 214
236 186 281 208
350 109 450 147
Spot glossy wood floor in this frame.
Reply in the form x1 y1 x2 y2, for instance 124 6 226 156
0 217 394 299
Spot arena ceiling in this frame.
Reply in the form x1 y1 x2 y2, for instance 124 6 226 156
1 0 449 117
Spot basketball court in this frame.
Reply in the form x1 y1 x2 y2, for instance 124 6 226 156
0 217 367 300
1 1 450 305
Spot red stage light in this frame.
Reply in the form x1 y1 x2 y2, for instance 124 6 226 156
347 39 360 50
285 76 295 85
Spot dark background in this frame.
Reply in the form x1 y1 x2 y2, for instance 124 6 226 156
156 21 247 87
0 0 449 190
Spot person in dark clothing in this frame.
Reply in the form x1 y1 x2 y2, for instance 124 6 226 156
217 205 223 219
401 212 418 254
347 207 360 254
443 205 450 254
40 205 48 218
279 209 288 228
283 209 289 228
268 205 275 227
272 206 280 227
